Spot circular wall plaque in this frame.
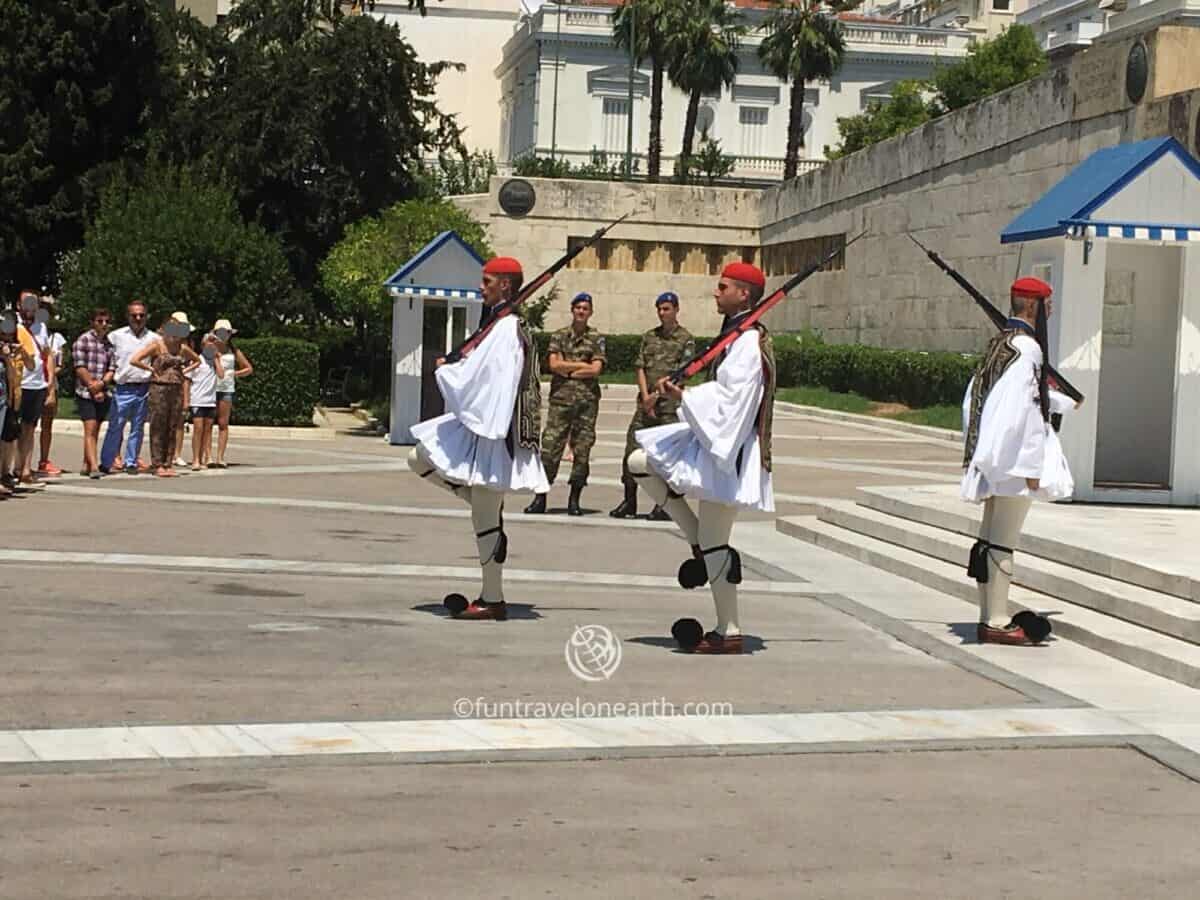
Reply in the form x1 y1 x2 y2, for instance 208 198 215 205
1126 41 1148 105
498 179 537 217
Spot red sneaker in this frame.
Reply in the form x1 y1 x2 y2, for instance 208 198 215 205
455 600 508 621
977 624 1033 646
691 632 744 654
37 460 63 477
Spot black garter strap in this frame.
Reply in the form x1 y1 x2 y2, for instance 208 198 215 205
967 539 1013 583
476 526 508 565
701 544 743 585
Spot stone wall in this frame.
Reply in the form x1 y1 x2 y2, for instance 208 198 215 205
458 178 763 336
759 25 1200 352
453 25 1200 348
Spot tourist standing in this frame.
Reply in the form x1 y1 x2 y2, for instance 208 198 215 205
72 308 117 478
100 300 157 474
15 291 54 486
36 295 67 477
211 319 253 468
188 332 224 470
128 313 200 478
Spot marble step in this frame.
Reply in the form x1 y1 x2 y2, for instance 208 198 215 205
816 500 1200 645
777 515 1200 690
857 486 1200 603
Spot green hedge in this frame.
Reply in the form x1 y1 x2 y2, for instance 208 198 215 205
231 337 320 427
534 331 977 409
774 339 978 409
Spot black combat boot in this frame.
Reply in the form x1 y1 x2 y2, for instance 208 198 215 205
567 483 584 517
609 483 638 518
524 493 547 514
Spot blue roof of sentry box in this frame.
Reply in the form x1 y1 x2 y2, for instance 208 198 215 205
1000 137 1200 244
382 230 486 295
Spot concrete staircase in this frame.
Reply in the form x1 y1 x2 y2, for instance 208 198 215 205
779 487 1200 689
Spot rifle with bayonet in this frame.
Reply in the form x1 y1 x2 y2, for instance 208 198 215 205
442 211 633 365
907 233 1084 405
668 231 868 385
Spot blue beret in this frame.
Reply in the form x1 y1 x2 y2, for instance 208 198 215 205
656 292 679 305
571 292 593 306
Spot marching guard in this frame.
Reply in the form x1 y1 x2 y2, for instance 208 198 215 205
962 276 1078 645
627 263 776 655
407 257 548 621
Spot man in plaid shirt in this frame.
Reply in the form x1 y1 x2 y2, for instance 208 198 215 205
72 308 116 478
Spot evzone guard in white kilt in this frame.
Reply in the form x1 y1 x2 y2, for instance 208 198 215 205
961 276 1079 645
407 256 549 621
627 262 775 655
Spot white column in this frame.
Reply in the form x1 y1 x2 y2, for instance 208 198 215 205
1055 236 1106 500
1171 244 1200 504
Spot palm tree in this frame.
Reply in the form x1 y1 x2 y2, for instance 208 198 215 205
613 0 684 182
757 1 847 180
666 0 745 173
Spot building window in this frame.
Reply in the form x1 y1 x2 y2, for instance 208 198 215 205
602 97 630 154
992 0 1010 9
739 107 768 157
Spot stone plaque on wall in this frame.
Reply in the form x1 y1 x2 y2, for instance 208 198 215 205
1103 269 1136 348
498 179 537 218
1126 41 1149 104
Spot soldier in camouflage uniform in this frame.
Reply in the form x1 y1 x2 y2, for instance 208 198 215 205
610 291 695 520
524 293 606 516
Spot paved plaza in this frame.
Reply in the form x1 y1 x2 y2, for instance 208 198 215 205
3 401 1200 898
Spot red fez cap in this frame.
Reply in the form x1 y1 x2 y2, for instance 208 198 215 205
722 262 765 288
483 257 523 276
1011 276 1052 299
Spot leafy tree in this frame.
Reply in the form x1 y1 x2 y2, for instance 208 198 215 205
758 1 847 181
613 0 685 182
164 0 464 292
675 131 736 185
418 150 498 198
59 165 304 338
826 80 933 159
932 24 1046 113
0 0 170 291
665 0 744 170
513 155 575 179
319 199 491 384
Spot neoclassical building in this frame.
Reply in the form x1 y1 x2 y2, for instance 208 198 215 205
496 0 973 182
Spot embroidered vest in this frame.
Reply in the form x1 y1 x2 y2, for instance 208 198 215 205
963 329 1023 467
512 321 542 453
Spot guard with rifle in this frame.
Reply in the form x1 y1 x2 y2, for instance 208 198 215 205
627 262 776 655
406 212 632 621
960 276 1080 646
910 234 1085 646
406 256 548 622
609 291 695 522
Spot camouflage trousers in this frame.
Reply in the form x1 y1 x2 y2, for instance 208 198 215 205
620 401 680 487
542 397 599 486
